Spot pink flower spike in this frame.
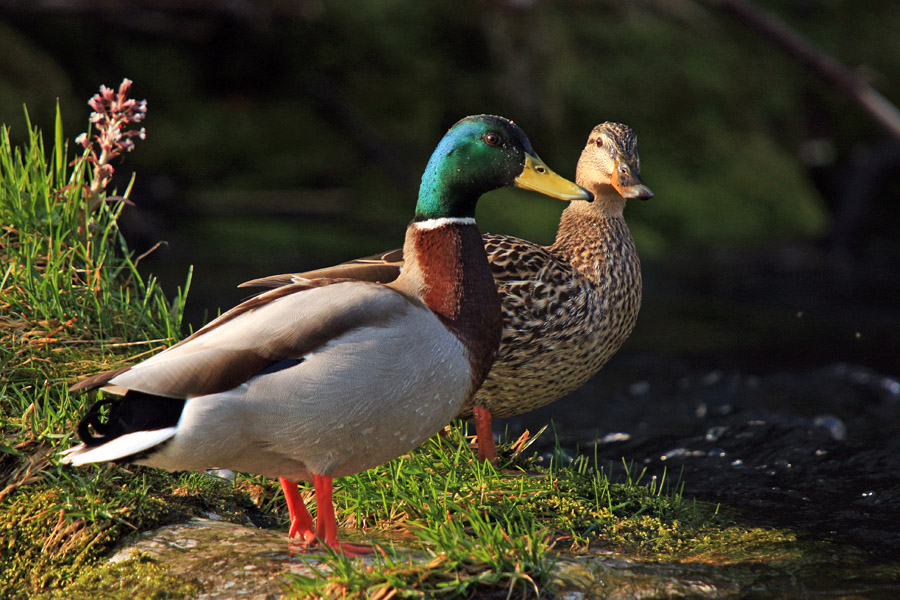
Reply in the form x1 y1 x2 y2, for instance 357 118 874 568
73 78 149 213
118 78 133 96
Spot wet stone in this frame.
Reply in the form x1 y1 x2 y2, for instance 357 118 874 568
108 517 362 599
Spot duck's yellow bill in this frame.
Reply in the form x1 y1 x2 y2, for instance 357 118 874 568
514 154 593 202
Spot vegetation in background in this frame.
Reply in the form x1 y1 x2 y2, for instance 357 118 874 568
7 1 896 336
5 0 896 262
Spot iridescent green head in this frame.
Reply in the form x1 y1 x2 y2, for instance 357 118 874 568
414 115 592 221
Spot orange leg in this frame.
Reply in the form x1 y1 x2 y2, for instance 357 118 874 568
279 477 316 545
313 474 373 556
473 405 498 464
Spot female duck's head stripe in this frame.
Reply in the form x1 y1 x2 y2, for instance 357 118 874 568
414 217 477 230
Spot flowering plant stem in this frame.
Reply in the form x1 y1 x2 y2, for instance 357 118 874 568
73 78 147 214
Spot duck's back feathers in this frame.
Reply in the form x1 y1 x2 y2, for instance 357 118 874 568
69 365 134 393
239 249 404 289
136 299 472 480
78 281 414 400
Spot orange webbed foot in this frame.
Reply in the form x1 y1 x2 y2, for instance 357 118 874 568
279 477 316 543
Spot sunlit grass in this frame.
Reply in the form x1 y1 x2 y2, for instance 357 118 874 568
274 425 730 598
0 110 189 347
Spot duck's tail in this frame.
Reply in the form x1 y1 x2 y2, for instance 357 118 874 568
60 428 177 466
60 391 184 466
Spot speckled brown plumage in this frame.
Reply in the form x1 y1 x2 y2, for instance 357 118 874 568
459 122 651 419
461 212 641 419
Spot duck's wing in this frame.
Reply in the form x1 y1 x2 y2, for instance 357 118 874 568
480 233 557 285
237 230 556 291
478 233 578 335
70 280 417 400
238 249 404 289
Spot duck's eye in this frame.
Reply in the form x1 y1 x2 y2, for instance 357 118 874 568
595 137 604 148
484 133 501 146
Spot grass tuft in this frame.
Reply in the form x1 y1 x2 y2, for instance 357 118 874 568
0 99 193 599
280 426 731 598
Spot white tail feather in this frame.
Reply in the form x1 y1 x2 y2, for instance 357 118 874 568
59 428 177 466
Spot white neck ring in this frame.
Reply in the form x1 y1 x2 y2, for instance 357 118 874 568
414 217 476 230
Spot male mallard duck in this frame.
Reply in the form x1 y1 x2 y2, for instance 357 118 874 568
60 115 592 554
241 122 651 462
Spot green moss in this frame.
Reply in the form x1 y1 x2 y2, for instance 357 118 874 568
0 466 283 598
34 554 202 600
0 487 104 595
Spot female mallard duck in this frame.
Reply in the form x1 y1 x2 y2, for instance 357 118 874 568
241 122 651 462
61 115 592 555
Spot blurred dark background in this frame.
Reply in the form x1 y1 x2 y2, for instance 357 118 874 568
1 0 897 379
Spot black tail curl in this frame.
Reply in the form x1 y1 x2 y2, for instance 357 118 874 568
76 391 186 447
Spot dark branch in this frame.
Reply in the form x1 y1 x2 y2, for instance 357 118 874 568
704 0 900 140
